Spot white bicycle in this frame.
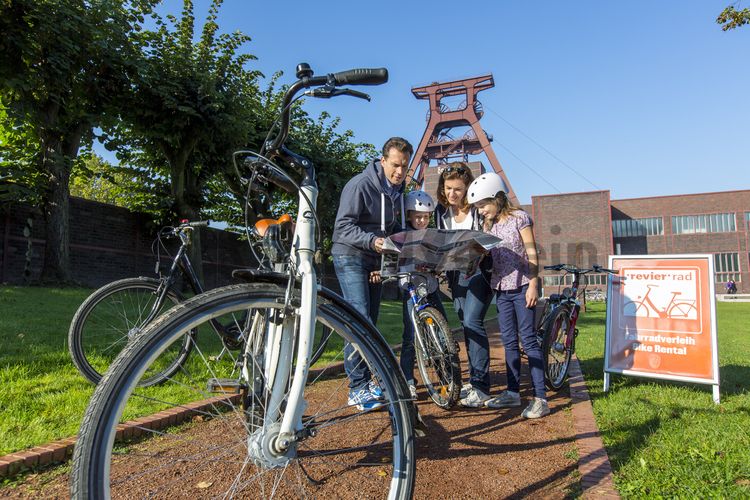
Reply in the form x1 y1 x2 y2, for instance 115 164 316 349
71 64 417 499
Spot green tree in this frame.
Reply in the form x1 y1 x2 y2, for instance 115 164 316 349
106 0 261 279
0 0 154 283
717 5 750 30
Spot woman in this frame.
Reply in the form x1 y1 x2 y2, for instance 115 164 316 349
435 163 495 407
468 172 549 419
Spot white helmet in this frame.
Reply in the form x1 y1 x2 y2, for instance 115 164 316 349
405 190 435 212
467 172 508 204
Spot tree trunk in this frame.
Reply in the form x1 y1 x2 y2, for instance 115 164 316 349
38 123 86 284
165 142 205 287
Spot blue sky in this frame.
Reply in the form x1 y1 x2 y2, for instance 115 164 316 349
140 0 750 204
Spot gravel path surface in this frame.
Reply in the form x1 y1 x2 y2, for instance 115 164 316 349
3 332 581 499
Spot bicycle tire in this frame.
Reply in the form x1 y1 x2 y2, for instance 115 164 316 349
68 277 195 386
542 306 574 390
414 306 461 409
310 325 334 366
71 282 416 499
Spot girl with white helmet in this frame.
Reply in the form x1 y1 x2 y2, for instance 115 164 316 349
468 172 548 419
435 163 495 408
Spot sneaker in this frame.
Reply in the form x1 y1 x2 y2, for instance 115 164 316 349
459 387 491 408
522 397 550 419
485 390 521 408
369 380 384 400
459 382 473 399
408 384 418 400
348 388 384 411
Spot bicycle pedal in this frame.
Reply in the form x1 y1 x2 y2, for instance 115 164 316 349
207 378 243 394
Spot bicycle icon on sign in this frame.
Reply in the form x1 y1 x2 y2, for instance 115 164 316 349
623 284 698 320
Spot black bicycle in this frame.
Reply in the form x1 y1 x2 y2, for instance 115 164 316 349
536 264 617 390
68 216 333 386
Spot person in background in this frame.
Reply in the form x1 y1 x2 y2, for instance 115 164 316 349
435 163 495 408
331 137 411 411
468 172 549 419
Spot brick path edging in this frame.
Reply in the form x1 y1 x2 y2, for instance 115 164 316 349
568 355 620 498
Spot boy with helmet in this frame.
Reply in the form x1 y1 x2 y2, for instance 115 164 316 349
398 190 446 399
467 172 549 419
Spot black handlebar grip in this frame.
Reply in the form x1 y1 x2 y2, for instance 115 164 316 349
332 68 388 86
263 167 297 194
188 221 210 228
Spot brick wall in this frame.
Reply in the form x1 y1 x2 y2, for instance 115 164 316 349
0 197 257 289
532 190 614 277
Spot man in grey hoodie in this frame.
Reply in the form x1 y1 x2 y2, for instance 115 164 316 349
332 136 412 410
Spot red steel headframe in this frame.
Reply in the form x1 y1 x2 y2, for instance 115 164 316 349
408 74 519 206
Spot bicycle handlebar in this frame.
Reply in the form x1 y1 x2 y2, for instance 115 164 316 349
179 220 209 228
266 65 388 153
257 163 298 194
331 68 388 86
543 264 617 274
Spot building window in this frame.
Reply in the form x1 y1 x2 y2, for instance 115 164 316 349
745 212 750 230
714 252 740 282
672 213 736 235
612 217 664 237
542 275 573 287
584 274 609 286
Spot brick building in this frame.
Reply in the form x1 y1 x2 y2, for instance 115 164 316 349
533 189 750 294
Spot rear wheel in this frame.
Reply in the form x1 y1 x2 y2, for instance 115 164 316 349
415 307 461 409
542 306 574 390
71 282 416 499
68 277 194 386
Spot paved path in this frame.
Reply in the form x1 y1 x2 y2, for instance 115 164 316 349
1 328 619 498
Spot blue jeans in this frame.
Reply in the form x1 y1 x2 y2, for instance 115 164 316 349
448 271 494 394
401 291 447 384
333 253 382 391
496 284 546 399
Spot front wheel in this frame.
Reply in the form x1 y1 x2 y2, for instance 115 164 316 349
415 306 461 409
68 277 194 386
71 282 416 499
542 307 574 390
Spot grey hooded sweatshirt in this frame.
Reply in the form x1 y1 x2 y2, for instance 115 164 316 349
331 158 405 257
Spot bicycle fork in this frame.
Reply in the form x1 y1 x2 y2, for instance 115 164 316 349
245 184 318 467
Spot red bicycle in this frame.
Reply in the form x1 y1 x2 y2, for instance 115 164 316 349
537 264 617 389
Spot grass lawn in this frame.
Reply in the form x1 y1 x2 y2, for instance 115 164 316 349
575 301 750 498
0 285 468 456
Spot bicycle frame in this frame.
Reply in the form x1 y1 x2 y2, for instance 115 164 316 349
237 64 389 450
132 228 202 335
541 265 616 350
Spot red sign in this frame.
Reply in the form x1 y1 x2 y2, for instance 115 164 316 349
605 255 719 388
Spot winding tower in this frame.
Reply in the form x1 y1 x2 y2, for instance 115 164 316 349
408 75 519 206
